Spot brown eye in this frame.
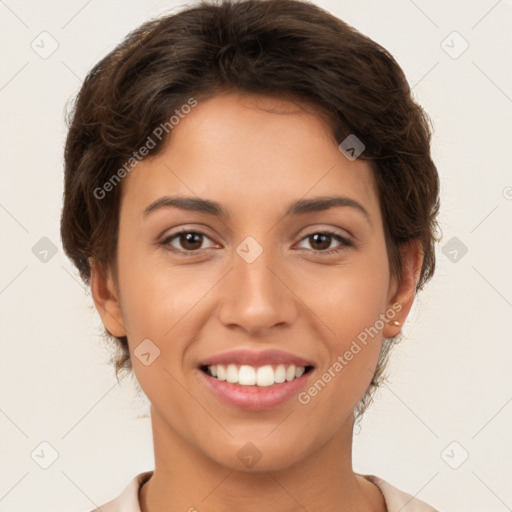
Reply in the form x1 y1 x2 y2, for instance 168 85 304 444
308 233 332 251
297 231 353 254
161 230 215 253
178 232 203 250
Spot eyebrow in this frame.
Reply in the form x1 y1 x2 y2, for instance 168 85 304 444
143 195 372 225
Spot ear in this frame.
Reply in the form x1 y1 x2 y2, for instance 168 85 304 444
382 239 423 338
90 258 127 338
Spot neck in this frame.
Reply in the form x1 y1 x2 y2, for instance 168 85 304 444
139 406 385 512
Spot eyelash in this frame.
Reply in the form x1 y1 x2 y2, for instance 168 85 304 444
159 229 353 256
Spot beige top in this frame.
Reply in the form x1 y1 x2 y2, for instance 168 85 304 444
90 471 440 511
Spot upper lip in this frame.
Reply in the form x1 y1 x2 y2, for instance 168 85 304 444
199 349 315 368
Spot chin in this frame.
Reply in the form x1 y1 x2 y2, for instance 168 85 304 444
203 431 317 474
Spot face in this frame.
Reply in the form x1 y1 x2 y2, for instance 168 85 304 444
93 92 418 472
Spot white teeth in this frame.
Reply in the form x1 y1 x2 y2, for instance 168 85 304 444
216 365 226 381
274 364 286 383
206 363 308 386
239 365 256 385
256 365 274 387
226 364 238 383
286 364 296 381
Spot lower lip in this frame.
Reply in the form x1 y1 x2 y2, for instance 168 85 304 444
197 369 313 411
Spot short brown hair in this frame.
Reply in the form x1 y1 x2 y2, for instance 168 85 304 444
60 0 441 418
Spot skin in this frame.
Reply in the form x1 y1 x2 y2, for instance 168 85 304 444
91 91 423 512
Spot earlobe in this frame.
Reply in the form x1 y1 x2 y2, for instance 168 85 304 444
383 240 424 338
90 258 127 338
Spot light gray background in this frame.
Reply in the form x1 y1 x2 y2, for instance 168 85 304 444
0 1 511 511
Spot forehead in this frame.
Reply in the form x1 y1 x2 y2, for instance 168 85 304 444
120 92 379 220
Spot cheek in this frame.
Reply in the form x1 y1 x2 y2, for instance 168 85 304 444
307 253 390 394
116 237 221 375
118 262 204 350
311 251 390 339
116 225 187 328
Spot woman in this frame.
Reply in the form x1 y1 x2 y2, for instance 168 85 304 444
61 0 442 510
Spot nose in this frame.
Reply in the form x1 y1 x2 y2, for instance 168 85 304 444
215 241 299 337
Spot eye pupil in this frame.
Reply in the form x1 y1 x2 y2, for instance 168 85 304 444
181 232 202 250
310 233 331 250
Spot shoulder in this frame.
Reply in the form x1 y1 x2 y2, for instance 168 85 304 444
88 471 153 512
361 474 440 512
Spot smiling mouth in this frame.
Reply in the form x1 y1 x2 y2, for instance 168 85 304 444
200 364 315 387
